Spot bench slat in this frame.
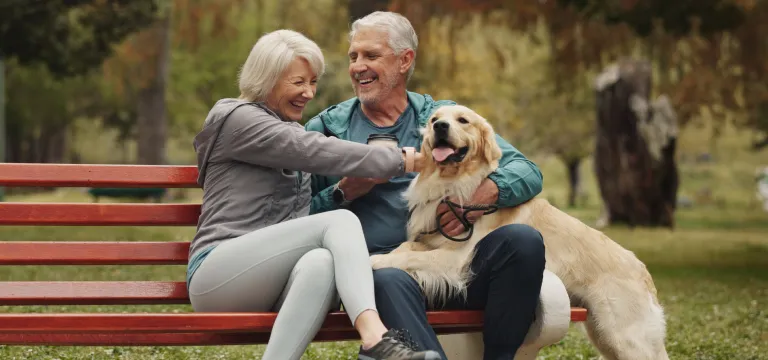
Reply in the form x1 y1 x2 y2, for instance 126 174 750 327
0 328 485 346
0 242 189 265
0 203 200 226
0 311 486 334
0 281 189 305
0 281 587 326
0 333 276 346
0 280 588 321
0 164 198 188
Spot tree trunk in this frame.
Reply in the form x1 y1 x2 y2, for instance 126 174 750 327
46 125 68 163
7 120 20 163
566 157 581 208
593 58 679 228
348 0 390 22
136 14 170 165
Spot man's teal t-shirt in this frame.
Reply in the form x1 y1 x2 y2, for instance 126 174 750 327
346 104 421 255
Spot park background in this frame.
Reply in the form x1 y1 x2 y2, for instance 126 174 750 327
0 0 766 359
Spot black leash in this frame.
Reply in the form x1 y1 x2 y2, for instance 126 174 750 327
412 199 499 242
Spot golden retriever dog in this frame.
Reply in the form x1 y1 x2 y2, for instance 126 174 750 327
369 105 669 360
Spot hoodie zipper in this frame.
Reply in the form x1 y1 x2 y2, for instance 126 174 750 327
293 171 302 217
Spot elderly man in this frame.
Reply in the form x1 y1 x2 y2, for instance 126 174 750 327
306 11 545 360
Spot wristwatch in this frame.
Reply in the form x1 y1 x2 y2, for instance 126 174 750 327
402 146 416 173
332 183 352 207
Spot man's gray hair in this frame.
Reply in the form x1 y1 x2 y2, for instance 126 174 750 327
238 29 325 102
349 11 418 81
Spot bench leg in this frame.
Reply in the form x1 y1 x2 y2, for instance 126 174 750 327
437 333 543 360
513 345 542 360
438 332 483 359
437 270 572 359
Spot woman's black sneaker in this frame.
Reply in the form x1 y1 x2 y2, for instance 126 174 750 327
357 329 442 360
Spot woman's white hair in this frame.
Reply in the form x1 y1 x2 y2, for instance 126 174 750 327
238 29 325 102
349 11 418 81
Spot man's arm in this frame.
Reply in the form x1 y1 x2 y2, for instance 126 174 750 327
486 134 543 208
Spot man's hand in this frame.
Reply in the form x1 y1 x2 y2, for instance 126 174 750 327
338 177 388 201
436 178 499 237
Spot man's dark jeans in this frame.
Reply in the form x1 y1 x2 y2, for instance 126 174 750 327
372 224 546 360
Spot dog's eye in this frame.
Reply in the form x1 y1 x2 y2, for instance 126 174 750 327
431 117 438 123
458 117 469 124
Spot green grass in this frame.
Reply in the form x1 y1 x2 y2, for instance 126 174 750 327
1 125 767 359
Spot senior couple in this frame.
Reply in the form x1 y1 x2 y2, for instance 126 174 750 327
187 11 545 360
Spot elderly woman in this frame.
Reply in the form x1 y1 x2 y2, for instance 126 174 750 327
185 29 441 360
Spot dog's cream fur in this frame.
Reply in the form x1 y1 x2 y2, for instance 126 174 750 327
369 105 669 360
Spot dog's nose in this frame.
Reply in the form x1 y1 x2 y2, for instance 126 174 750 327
433 121 450 132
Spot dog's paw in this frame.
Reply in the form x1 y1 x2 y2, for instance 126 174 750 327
369 254 394 270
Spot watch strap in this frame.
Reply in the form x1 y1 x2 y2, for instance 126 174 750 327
402 147 415 173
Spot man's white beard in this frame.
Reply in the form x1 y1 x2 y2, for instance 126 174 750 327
355 72 399 106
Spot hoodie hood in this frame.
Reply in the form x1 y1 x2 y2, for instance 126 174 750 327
193 98 257 187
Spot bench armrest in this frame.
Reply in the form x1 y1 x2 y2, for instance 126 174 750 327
439 270 574 359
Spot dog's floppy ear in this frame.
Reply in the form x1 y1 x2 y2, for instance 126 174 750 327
419 126 432 153
479 120 502 165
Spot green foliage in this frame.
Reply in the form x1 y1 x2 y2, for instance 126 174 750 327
166 0 352 139
4 58 105 162
408 13 594 164
0 0 158 77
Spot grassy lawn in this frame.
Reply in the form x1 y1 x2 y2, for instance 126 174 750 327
0 127 766 359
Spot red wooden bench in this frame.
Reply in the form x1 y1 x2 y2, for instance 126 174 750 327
0 163 587 347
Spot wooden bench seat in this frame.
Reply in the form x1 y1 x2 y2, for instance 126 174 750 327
0 163 587 349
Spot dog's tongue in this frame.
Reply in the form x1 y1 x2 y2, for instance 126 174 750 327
432 147 455 162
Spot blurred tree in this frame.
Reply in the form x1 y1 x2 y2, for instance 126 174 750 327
0 0 158 77
593 58 679 228
730 0 768 150
349 0 390 21
0 0 158 166
4 59 103 163
558 0 767 150
137 12 171 165
163 0 255 138
556 0 746 37
396 2 604 208
101 1 174 165
161 0 352 138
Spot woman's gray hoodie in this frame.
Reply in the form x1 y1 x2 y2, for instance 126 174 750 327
189 98 405 260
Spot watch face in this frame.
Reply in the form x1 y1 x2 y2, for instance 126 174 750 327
333 188 344 203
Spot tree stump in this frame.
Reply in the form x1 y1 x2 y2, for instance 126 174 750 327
593 58 679 228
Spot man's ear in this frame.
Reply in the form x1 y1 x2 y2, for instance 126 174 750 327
399 49 415 75
480 121 502 165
